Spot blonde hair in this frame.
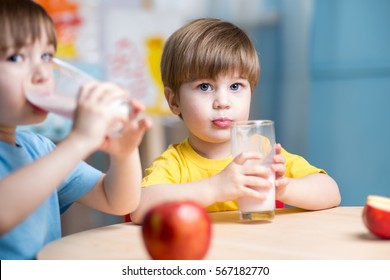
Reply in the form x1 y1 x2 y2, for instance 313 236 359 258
0 0 56 56
161 18 260 95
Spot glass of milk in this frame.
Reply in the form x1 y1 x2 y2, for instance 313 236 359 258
231 120 276 221
24 58 130 137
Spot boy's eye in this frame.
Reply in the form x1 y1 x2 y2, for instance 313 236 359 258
42 53 54 62
199 83 211 91
230 83 241 91
7 54 24 63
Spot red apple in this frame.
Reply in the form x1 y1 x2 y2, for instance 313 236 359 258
362 195 390 239
141 200 212 260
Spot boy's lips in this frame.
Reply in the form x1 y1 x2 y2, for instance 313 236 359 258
212 118 233 128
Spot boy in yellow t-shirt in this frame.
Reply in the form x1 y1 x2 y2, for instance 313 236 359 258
131 18 341 223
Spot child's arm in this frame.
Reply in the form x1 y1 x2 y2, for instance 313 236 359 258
276 173 341 210
130 152 273 224
0 83 150 235
273 145 341 210
78 99 151 215
0 131 99 235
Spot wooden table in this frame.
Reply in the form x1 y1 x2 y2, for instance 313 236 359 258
37 207 390 260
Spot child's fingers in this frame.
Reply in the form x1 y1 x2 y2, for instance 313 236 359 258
233 152 262 165
78 81 99 101
241 185 267 200
129 99 145 114
242 164 271 178
93 83 128 103
243 176 273 190
275 177 289 188
273 154 285 164
138 117 153 131
272 163 286 176
78 81 128 103
275 143 282 154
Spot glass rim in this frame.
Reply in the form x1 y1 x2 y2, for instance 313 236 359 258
232 120 274 127
52 57 95 82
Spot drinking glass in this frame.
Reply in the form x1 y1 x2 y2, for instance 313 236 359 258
231 120 276 221
24 58 130 136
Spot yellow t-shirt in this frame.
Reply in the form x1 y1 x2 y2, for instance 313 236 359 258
142 138 325 212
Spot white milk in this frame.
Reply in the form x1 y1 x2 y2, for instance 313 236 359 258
26 90 130 136
26 91 75 118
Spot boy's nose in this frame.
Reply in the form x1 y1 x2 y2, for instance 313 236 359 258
29 62 52 84
213 91 231 109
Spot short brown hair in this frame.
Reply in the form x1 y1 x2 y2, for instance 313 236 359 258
161 18 260 95
0 0 56 56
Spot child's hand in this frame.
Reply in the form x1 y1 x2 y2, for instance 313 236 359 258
272 143 289 199
70 81 150 153
209 152 273 202
71 81 123 148
100 98 152 157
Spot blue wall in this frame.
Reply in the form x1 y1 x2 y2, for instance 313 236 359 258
308 0 390 205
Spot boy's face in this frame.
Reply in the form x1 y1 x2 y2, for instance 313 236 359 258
170 73 252 147
0 32 55 128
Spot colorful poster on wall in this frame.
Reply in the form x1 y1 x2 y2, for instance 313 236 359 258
101 6 183 115
35 0 82 59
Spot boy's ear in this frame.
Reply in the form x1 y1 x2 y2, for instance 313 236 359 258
164 87 181 115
